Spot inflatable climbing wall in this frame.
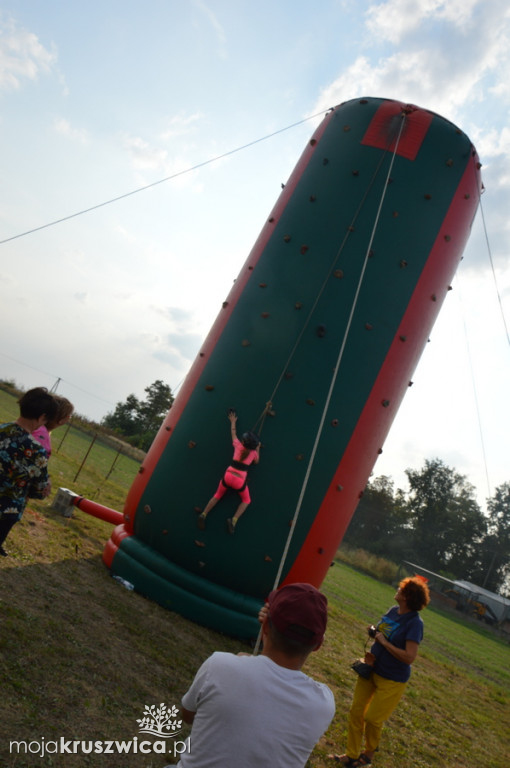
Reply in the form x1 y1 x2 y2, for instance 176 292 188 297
104 97 481 638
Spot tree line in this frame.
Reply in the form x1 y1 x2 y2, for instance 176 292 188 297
345 458 510 596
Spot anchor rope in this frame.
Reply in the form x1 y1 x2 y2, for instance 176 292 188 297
479 193 510 348
253 112 408 653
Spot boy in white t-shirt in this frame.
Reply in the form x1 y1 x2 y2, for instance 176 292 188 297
169 583 335 768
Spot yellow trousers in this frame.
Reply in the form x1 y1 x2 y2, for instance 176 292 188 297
347 672 407 758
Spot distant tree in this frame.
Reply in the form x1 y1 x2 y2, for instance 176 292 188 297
404 458 486 575
344 475 411 560
103 393 142 436
102 380 174 451
470 482 510 595
137 380 175 434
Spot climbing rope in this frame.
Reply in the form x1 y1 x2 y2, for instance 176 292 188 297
253 111 408 653
251 123 405 438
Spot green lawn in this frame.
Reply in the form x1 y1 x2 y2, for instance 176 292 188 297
0 389 508 767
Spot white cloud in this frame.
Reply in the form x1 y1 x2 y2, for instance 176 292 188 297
53 117 88 144
315 0 510 124
0 16 56 91
160 111 202 141
365 0 480 44
122 135 168 172
193 0 227 59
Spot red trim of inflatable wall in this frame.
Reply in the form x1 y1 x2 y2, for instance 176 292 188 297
282 153 481 587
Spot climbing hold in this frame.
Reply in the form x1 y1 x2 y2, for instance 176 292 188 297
261 312 270 319
431 294 437 301
283 234 291 242
399 335 406 342
399 259 408 268
444 234 451 242
377 448 383 455
323 158 329 164
464 194 470 200
334 269 344 279
222 301 228 308
348 225 355 232
448 285 453 291
194 540 205 548
316 324 326 337
365 323 373 331
264 555 273 562
296 454 304 461
198 561 206 568
310 138 317 146
284 371 294 379
358 491 364 499
205 385 215 391
300 245 309 254
306 398 315 406
295 301 303 310
424 193 432 200
309 194 316 202
359 99 368 104
446 158 454 166
408 381 414 387
352 169 359 176
343 125 351 131
165 426 171 431
259 282 267 288
188 441 197 449
337 485 343 491
368 250 375 258
392 211 399 218
193 507 202 513
331 419 339 427
144 505 151 514
268 217 275 222
162 529 168 535
318 548 325 554
241 339 251 347
381 399 390 407
138 467 144 474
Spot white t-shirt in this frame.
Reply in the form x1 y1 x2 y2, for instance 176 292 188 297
175 651 335 768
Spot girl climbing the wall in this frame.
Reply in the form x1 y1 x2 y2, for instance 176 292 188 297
198 409 260 534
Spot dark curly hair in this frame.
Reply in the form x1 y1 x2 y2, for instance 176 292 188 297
399 576 430 611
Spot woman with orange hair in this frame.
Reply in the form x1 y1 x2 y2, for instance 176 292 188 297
330 575 430 767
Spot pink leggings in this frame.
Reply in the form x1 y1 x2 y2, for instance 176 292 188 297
213 468 251 504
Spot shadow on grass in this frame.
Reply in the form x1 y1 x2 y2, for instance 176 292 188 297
0 551 244 768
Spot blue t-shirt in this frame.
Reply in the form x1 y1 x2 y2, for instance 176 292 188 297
371 605 424 683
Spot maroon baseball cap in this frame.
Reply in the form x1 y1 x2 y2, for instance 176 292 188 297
267 583 328 647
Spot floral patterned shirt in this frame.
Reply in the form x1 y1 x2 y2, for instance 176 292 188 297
0 423 51 519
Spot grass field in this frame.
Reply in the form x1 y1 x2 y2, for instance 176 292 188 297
0 390 509 767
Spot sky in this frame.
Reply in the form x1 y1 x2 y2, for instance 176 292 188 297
0 0 509 511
